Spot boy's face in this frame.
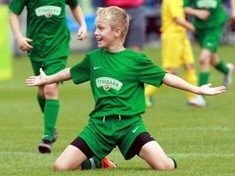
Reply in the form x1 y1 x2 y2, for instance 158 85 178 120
94 16 118 49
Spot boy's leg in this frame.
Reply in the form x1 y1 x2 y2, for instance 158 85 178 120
37 93 45 113
73 137 116 170
82 156 116 169
144 85 158 108
198 49 211 86
39 83 59 153
124 132 176 170
184 68 198 100
199 72 210 86
53 137 116 171
32 60 63 153
181 34 199 102
53 145 87 171
184 68 207 107
214 59 229 74
214 59 234 88
138 141 176 170
43 98 59 141
223 63 234 88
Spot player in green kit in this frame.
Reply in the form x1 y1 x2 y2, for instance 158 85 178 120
26 6 226 171
9 0 88 153
183 0 235 104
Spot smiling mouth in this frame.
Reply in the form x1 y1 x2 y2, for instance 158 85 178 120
96 39 103 45
96 38 102 42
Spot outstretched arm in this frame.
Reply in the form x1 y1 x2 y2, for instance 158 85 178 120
163 73 226 96
26 68 72 86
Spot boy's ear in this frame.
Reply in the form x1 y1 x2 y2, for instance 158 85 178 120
114 27 122 37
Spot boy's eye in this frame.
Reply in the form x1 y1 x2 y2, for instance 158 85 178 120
98 26 104 30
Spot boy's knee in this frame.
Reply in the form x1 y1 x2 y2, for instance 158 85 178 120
53 162 68 172
152 157 176 171
44 84 58 98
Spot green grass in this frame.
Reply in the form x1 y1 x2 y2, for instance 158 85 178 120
0 44 235 176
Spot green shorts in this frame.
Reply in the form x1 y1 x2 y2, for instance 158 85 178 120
196 24 224 53
30 58 67 76
78 115 148 160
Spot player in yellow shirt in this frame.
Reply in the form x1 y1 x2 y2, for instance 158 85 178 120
145 0 206 107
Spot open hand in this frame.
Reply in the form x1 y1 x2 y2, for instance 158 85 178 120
25 68 47 86
199 83 226 95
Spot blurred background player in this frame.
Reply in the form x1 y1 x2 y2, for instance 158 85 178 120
183 0 235 104
102 0 146 51
145 0 206 108
9 0 87 153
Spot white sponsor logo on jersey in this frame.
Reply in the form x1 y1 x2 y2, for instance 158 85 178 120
35 6 61 18
197 0 217 9
96 77 123 91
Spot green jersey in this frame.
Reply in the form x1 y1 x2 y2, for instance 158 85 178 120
9 0 79 61
183 0 228 29
70 49 166 118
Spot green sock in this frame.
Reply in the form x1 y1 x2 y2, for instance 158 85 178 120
37 94 45 113
43 99 59 141
199 72 210 86
81 157 101 170
215 60 229 74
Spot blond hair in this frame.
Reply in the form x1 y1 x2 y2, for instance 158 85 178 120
96 6 130 41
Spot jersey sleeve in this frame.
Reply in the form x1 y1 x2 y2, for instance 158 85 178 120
66 0 79 7
137 54 167 87
70 54 90 84
9 0 27 15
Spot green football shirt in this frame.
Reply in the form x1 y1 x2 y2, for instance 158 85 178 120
183 0 228 29
70 49 167 118
9 0 79 61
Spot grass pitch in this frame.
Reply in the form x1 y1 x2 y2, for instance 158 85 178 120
0 45 235 176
